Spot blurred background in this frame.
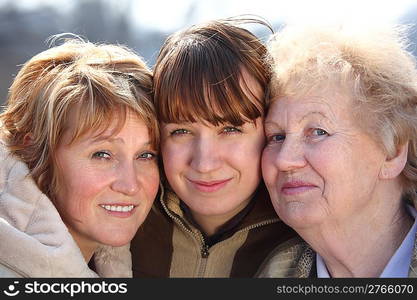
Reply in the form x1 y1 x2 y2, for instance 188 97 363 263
1 0 417 104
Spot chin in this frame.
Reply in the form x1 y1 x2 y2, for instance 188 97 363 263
98 236 132 247
278 202 320 229
97 228 137 247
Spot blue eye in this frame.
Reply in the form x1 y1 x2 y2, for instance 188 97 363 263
138 152 157 160
312 128 328 136
170 128 190 136
268 134 285 143
222 126 242 134
92 151 111 160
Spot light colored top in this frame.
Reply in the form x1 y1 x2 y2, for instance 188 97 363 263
317 205 417 278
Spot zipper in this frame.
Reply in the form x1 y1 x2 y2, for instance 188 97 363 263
160 193 209 257
160 194 195 236
161 193 279 248
162 192 279 247
160 190 280 275
201 243 209 258
161 198 211 275
236 218 279 234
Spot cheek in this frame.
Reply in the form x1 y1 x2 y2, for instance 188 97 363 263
141 165 160 200
228 136 264 168
307 139 379 198
261 148 277 183
162 143 190 176
57 168 109 213
306 143 344 195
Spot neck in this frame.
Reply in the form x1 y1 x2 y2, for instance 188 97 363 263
299 182 413 277
67 227 98 263
192 214 228 236
191 198 251 236
318 210 412 277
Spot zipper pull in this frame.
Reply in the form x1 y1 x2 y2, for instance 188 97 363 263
201 244 209 258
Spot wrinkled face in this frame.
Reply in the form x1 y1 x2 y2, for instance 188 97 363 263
54 110 159 251
262 89 388 231
161 73 265 223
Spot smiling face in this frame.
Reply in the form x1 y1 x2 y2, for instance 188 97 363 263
162 118 265 224
54 110 159 255
160 69 266 229
262 88 389 231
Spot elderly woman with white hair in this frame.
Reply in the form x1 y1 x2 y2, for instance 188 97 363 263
258 24 417 277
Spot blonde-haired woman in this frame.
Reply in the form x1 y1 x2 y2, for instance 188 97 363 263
258 24 417 278
0 37 159 277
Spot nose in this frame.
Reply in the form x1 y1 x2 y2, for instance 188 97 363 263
189 136 222 173
273 135 307 172
111 160 140 196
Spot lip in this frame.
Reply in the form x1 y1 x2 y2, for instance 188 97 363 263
280 181 317 196
99 203 137 218
187 178 232 193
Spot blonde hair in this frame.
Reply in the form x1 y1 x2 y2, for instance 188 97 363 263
0 37 158 198
268 24 417 204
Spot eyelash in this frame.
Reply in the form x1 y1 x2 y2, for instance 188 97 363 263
137 152 157 160
311 128 328 137
222 126 242 134
170 128 190 136
92 151 157 161
92 151 111 160
266 134 285 144
169 126 242 136
266 128 329 144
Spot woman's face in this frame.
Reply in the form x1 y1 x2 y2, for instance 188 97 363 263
54 110 159 251
162 118 265 222
262 89 388 231
161 72 265 225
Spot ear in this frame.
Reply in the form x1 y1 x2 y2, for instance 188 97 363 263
23 133 33 146
379 141 408 179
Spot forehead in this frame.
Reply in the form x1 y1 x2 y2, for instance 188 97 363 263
63 106 148 144
266 89 354 125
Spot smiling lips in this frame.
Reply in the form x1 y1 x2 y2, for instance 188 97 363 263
188 178 232 193
281 180 317 195
100 204 137 218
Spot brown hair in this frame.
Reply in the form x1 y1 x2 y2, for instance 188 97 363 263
153 17 272 126
0 37 158 198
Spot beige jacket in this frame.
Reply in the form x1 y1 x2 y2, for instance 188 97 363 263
0 143 131 277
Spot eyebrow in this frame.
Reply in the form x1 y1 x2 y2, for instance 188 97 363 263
300 111 329 122
87 135 151 147
265 111 331 128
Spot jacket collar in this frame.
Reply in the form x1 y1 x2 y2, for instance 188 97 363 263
159 181 280 234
